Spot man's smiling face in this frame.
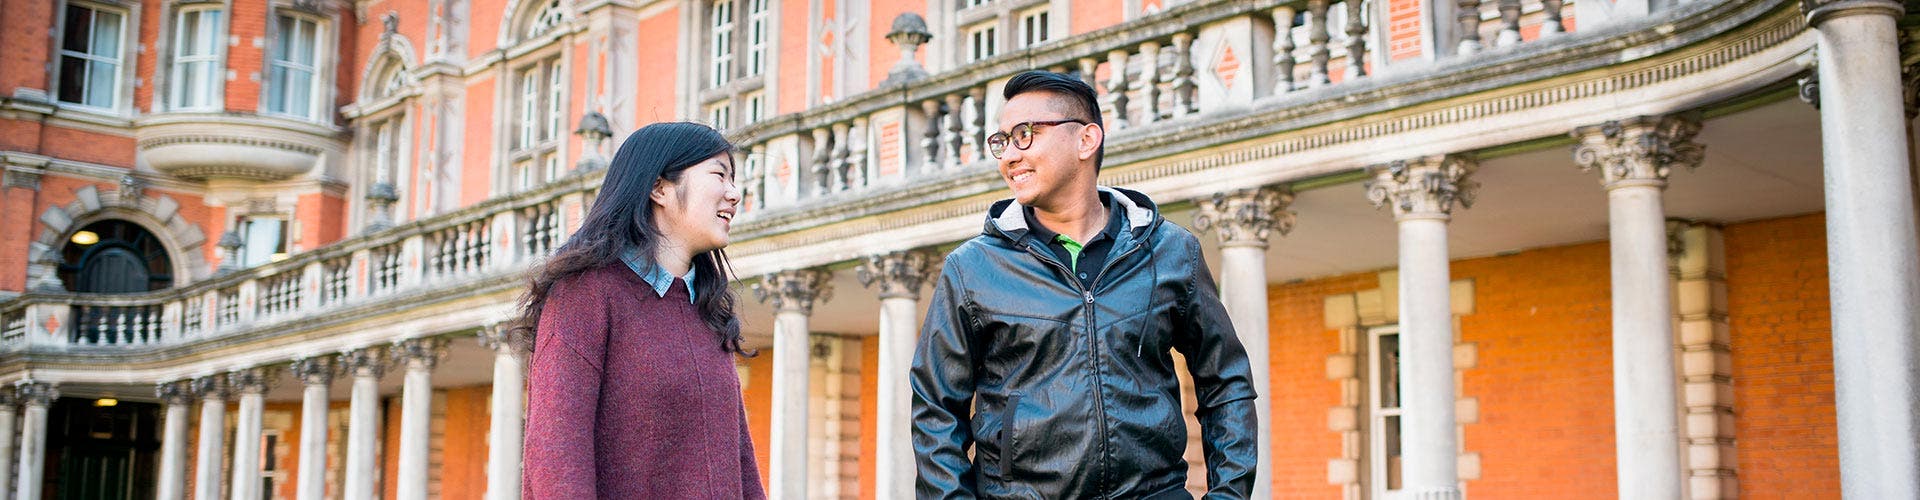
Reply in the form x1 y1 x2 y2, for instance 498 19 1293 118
995 91 1097 210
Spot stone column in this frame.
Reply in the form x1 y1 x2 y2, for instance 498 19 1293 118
190 376 226 500
341 348 387 500
1193 187 1295 500
1572 114 1704 499
291 357 336 500
855 251 934 500
229 367 273 500
480 325 530 500
14 382 54 500
1805 1 1920 497
393 337 447 500
154 382 193 499
753 269 833 500
1365 155 1476 500
0 387 17 499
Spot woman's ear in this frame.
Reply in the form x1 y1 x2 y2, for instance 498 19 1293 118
650 179 674 207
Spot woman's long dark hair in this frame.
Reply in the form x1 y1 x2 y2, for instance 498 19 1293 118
512 122 746 354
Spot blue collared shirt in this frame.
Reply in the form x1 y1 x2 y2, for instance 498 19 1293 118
620 248 698 303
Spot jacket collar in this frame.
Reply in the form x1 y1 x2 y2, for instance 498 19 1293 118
986 185 1159 244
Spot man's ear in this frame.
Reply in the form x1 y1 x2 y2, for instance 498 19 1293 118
1078 123 1104 162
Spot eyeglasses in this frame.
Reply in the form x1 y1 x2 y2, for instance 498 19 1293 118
986 119 1088 159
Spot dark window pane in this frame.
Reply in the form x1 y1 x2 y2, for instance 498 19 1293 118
58 57 89 104
63 5 92 52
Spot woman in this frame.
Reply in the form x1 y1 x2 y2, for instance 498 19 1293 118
517 122 763 498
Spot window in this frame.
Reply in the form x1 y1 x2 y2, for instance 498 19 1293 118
267 14 325 120
260 430 285 495
57 219 175 292
710 0 735 87
57 2 126 110
169 6 225 110
963 0 990 9
708 102 732 130
511 58 565 190
371 117 403 186
524 0 565 40
966 24 998 62
1018 9 1051 48
239 216 291 267
744 92 765 125
1366 325 1404 497
746 0 769 77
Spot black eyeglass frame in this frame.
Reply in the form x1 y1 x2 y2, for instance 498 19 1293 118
986 119 1090 159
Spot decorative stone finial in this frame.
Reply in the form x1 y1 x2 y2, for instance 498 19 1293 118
574 110 614 171
881 13 933 86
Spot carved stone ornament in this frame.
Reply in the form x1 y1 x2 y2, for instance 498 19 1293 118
1571 114 1705 189
392 337 449 369
1365 155 1479 220
155 380 195 406
291 357 337 386
190 375 229 400
227 367 274 395
340 347 389 378
14 381 57 407
1193 187 1296 248
753 269 833 315
0 386 17 407
479 323 531 355
856 250 934 300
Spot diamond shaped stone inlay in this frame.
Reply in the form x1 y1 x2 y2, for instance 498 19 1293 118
1215 45 1241 90
44 315 59 336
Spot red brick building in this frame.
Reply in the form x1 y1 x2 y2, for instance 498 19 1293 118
0 0 1909 497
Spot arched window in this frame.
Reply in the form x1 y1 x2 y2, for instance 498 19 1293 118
57 220 174 293
524 0 565 40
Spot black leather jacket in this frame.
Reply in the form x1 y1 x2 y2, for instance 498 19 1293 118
911 186 1259 499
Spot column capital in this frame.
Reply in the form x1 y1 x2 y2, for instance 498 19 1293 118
1572 114 1705 190
478 323 531 355
227 367 274 395
856 251 935 300
340 347 389 379
290 357 337 386
155 381 194 406
392 337 449 369
190 375 227 400
1193 187 1296 248
1802 0 1903 27
753 269 834 315
1365 155 1478 220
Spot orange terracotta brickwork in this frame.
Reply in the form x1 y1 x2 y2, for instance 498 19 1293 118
1724 213 1840 498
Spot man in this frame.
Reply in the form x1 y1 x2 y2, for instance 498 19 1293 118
911 70 1259 499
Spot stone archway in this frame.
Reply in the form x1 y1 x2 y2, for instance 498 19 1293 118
27 178 211 292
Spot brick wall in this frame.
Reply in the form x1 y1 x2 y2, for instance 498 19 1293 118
1724 213 1840 498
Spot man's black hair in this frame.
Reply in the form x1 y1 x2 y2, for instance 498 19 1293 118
1003 70 1104 170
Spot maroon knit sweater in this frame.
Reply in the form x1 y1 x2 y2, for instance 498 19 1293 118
523 263 765 499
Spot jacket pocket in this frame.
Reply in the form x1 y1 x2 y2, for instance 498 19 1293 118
999 392 1021 480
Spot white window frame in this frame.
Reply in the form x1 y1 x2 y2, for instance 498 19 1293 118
168 5 226 111
510 56 566 191
710 0 735 88
744 91 765 125
55 1 129 112
707 102 732 130
1016 8 1050 48
1366 325 1404 499
965 23 998 62
746 0 769 77
265 12 327 121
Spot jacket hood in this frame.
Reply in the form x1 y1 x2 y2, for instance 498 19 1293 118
984 186 1162 243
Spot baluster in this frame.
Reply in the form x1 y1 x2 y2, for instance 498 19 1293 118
848 117 869 189
1077 57 1100 89
966 87 987 161
1307 0 1332 86
1273 6 1299 94
1170 32 1198 116
117 308 131 345
811 127 833 195
1457 0 1484 54
829 122 851 192
920 99 944 171
1344 0 1368 79
1540 0 1566 36
1137 41 1163 124
944 93 966 167
1496 0 1522 46
1106 50 1132 129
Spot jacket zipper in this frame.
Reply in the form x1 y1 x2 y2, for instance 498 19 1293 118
1021 236 1148 497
